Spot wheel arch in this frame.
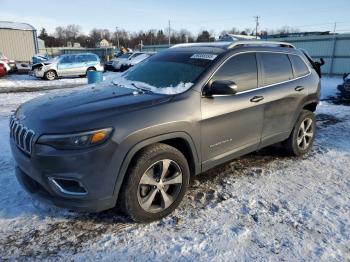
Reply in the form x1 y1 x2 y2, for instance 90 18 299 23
112 132 200 203
303 101 318 112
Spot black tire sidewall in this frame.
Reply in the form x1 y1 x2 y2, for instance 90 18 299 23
291 110 316 156
123 145 190 222
45 70 56 80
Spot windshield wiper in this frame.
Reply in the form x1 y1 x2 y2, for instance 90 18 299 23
131 83 153 93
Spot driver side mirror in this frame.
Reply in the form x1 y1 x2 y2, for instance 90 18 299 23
203 80 238 97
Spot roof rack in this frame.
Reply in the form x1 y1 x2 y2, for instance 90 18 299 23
227 41 295 49
170 41 232 49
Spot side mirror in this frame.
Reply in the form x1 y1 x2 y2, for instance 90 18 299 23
204 80 238 96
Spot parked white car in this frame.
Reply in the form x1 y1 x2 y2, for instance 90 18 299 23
119 52 155 71
111 52 150 71
30 53 104 80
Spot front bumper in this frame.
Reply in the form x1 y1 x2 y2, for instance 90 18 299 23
10 139 119 212
29 68 45 78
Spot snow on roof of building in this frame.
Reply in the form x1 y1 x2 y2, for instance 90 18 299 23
0 21 36 31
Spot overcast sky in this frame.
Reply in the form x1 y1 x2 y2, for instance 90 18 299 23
1 0 349 35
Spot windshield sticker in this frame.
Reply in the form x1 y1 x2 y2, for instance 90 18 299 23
190 54 217 60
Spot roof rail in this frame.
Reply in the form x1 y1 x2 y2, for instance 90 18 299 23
227 41 295 49
170 41 232 49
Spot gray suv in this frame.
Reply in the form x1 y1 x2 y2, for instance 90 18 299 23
10 41 321 222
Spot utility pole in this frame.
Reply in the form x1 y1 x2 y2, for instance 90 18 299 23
329 22 337 75
115 26 120 49
254 16 260 39
168 20 171 46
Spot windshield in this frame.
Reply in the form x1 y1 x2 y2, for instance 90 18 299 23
119 53 133 59
113 51 216 94
46 56 60 63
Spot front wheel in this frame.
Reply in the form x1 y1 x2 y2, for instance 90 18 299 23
44 70 57 81
118 143 190 222
283 110 316 156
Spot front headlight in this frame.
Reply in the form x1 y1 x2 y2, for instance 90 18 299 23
37 128 113 149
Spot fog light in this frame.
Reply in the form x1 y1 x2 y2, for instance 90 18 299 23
49 178 88 196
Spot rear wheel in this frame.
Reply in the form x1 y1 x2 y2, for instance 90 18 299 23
283 110 316 156
44 70 57 81
119 143 190 222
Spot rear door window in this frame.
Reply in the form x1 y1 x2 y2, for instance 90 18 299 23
289 55 310 77
211 53 258 92
258 53 293 86
87 54 98 62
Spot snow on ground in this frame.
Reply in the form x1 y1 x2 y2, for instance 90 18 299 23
320 76 343 100
0 72 118 93
0 77 349 260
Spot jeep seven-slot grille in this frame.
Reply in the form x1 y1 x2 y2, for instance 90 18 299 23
9 115 35 155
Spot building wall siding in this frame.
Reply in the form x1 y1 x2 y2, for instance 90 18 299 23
0 29 36 61
269 34 350 75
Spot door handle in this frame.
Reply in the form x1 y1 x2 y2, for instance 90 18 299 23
295 86 304 92
250 96 264 103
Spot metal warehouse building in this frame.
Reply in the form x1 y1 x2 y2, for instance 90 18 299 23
0 21 38 62
269 33 350 75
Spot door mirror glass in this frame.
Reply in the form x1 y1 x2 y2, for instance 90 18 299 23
204 80 237 96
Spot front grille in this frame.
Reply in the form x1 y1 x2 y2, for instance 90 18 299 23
9 115 35 155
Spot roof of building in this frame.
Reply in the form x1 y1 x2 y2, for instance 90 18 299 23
0 21 36 31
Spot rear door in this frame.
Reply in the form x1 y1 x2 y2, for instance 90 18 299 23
257 52 309 148
201 53 264 170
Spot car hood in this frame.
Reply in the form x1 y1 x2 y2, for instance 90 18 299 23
16 84 171 134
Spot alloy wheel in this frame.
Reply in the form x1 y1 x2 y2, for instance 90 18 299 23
46 71 56 80
137 159 183 213
297 118 314 150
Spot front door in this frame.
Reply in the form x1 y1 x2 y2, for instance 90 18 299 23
200 53 264 171
57 55 76 76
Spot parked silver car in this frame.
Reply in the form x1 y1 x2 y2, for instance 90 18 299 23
30 53 104 80
111 52 150 71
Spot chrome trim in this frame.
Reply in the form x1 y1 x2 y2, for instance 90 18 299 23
9 115 35 155
203 50 312 97
48 177 88 196
227 41 296 49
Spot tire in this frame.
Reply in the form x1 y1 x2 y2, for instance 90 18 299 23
119 143 190 222
283 110 316 156
44 70 57 81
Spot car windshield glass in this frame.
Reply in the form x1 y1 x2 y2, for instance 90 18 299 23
46 56 60 63
119 53 132 59
112 51 216 94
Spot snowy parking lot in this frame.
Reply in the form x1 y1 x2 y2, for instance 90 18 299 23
0 72 117 93
0 77 349 260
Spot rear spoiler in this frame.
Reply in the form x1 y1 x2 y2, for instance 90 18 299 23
300 49 325 78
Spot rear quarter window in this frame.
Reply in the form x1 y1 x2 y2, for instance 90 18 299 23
259 53 293 86
289 55 310 77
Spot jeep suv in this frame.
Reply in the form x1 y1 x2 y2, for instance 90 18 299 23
10 41 321 222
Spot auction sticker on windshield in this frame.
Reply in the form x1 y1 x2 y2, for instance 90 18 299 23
190 54 218 60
